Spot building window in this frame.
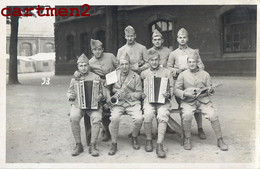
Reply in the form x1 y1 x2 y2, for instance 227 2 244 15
222 7 256 53
150 20 173 49
44 43 54 53
80 33 89 58
66 35 75 61
21 43 32 56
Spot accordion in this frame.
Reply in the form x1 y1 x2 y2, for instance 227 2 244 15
75 80 100 109
143 77 169 104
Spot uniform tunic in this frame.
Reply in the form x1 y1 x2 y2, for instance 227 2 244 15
67 72 102 123
147 46 171 67
167 46 204 73
117 42 149 72
109 69 143 125
175 69 218 122
89 52 118 78
140 67 174 123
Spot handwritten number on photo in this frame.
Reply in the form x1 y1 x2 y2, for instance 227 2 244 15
41 77 50 85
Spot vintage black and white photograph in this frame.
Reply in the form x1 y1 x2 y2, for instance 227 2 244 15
1 0 259 168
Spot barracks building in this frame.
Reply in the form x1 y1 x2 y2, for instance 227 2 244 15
54 5 256 76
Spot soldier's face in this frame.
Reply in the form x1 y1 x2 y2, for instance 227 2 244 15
78 62 89 74
187 58 198 71
120 60 130 73
125 33 136 45
92 46 104 59
152 36 164 48
177 34 188 46
149 56 160 69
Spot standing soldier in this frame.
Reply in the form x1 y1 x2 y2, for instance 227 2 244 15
89 39 118 141
174 52 228 151
117 25 149 74
67 54 104 157
140 49 174 158
167 28 206 140
108 53 144 155
73 39 118 142
147 29 171 67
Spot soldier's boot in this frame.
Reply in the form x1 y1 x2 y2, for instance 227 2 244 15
102 116 111 142
71 143 83 156
198 128 206 140
132 137 140 150
70 120 83 156
89 143 99 157
145 140 153 152
144 122 153 152
108 143 117 155
156 143 166 158
211 119 228 151
183 120 192 150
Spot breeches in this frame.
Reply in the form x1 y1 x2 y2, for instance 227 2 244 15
70 105 102 125
110 104 143 124
180 101 218 122
143 102 171 123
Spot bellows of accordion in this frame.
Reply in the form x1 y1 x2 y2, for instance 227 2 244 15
143 77 169 104
75 80 100 109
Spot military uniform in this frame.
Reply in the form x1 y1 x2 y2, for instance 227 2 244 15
147 46 171 67
108 53 144 155
117 25 149 73
89 52 118 78
141 66 174 124
174 54 228 151
167 28 206 140
67 53 103 156
167 47 204 74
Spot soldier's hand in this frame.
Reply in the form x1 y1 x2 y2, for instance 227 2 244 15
141 93 147 99
103 103 110 110
138 60 144 66
184 90 196 98
207 87 215 95
137 67 143 74
68 93 76 101
97 93 104 102
163 92 171 99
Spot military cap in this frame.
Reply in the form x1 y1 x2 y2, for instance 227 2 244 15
119 52 131 62
77 53 89 64
177 28 188 36
148 49 160 60
152 29 162 38
188 49 199 61
90 39 103 50
124 25 135 35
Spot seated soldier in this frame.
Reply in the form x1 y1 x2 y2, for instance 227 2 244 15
107 53 144 155
67 54 104 157
174 52 228 151
140 49 174 158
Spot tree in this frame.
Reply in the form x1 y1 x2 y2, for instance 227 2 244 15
8 8 20 84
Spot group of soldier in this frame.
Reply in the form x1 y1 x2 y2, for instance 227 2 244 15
67 25 228 158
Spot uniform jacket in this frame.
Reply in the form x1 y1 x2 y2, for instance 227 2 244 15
147 46 171 67
117 42 149 72
111 70 142 106
67 72 103 107
167 46 204 73
89 52 118 77
175 69 212 104
140 66 175 98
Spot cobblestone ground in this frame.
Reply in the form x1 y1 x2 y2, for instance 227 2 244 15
5 72 257 168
